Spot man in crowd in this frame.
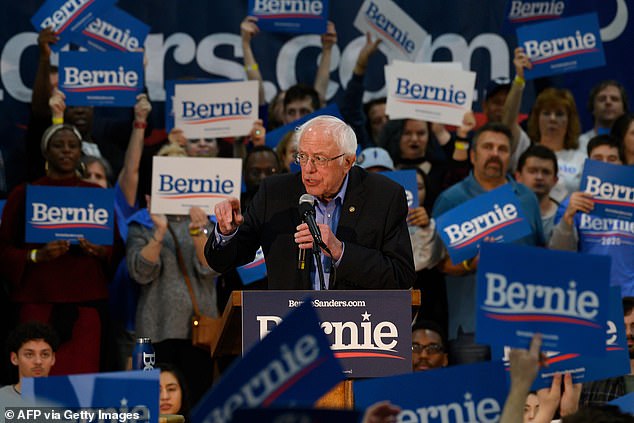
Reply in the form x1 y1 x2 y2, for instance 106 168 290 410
282 84 321 125
206 115 415 290
482 77 531 171
549 135 633 297
242 146 281 207
481 77 511 125
515 145 560 242
578 80 629 152
432 123 544 361
0 321 59 405
412 320 448 372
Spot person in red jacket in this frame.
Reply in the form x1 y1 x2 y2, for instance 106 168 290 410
0 124 113 375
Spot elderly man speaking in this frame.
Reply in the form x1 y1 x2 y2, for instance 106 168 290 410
205 115 414 290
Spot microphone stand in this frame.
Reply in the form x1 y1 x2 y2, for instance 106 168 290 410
313 240 326 290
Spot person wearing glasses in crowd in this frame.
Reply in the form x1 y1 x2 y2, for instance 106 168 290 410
411 320 448 372
206 115 415 290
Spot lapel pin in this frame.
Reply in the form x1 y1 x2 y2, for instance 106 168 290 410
349 206 356 213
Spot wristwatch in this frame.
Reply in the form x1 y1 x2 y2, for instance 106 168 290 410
189 227 210 237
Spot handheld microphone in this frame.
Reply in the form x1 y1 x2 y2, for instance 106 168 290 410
297 246 306 270
298 194 325 247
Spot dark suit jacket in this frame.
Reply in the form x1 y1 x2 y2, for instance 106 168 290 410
205 166 415 290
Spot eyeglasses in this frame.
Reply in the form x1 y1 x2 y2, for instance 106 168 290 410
188 138 216 144
412 343 444 355
295 152 345 168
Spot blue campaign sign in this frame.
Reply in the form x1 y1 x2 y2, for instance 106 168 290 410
497 287 630 390
25 185 115 245
22 369 159 421
30 0 118 52
517 13 605 79
242 291 412 378
249 0 329 34
380 169 418 209
232 408 361 423
78 7 150 52
265 103 342 148
476 243 610 355
59 51 144 107
191 300 344 423
236 246 267 285
354 361 508 422
501 0 568 33
435 184 534 263
580 159 634 222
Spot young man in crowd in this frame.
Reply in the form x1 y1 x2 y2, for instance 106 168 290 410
411 321 448 372
549 135 633 297
0 321 59 404
515 145 560 242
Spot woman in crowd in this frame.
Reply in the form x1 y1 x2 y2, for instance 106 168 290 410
0 124 113 375
275 131 298 173
526 88 584 201
378 114 474 210
159 362 191 420
379 119 449 210
126 141 219 405
503 47 585 202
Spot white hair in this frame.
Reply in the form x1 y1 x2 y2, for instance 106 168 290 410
294 115 357 155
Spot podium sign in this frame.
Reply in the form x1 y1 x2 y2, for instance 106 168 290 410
242 290 412 378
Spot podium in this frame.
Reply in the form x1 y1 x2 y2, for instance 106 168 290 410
208 289 421 409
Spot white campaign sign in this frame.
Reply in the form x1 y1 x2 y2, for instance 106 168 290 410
353 0 427 62
385 61 476 126
173 80 258 139
151 156 242 215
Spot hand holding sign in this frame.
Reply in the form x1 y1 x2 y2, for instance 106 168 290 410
241 15 260 42
361 401 402 423
78 238 108 259
559 373 582 417
248 119 266 146
508 333 544 392
407 207 429 228
215 197 243 235
38 27 58 59
563 191 594 226
355 33 382 75
36 239 71 263
49 88 66 121
534 373 582 420
321 21 337 49
146 195 167 238
536 374 563 421
134 93 152 122
167 127 187 147
458 110 477 137
513 47 532 80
